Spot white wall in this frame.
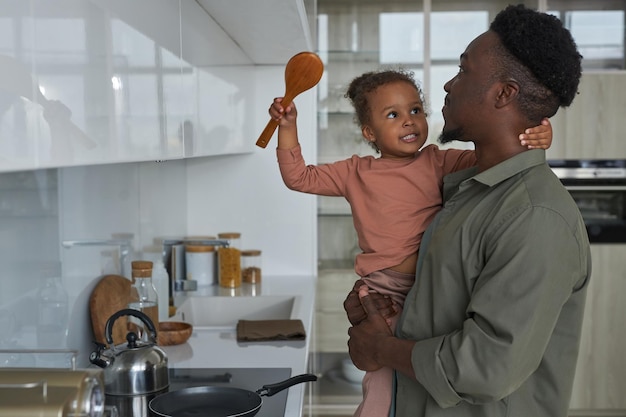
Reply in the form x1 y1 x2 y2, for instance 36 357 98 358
0 0 318 368
0 109 317 368
0 68 318 369
186 66 318 276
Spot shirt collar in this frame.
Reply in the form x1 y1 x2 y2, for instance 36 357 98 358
446 149 547 189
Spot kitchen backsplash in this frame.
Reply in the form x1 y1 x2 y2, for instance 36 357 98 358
0 111 319 368
0 160 186 368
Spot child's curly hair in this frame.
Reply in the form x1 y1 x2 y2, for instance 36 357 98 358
490 4 582 120
345 69 428 152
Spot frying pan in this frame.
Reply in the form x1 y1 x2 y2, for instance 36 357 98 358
149 373 317 417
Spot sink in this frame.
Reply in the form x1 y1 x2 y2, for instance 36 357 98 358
170 295 299 329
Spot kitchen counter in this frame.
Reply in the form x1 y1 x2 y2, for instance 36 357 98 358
161 275 317 417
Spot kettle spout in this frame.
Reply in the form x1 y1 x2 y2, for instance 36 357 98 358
89 351 111 368
89 341 111 368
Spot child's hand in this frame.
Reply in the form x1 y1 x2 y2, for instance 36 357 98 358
519 117 552 149
269 97 298 127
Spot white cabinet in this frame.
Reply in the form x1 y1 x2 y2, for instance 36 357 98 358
315 269 359 352
569 244 626 412
0 0 189 171
0 0 314 173
548 72 626 160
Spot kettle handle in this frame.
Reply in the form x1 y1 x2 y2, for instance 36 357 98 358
104 308 158 346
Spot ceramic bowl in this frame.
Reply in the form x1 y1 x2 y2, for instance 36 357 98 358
157 321 193 346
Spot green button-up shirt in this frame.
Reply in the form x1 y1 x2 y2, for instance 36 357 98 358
395 149 591 417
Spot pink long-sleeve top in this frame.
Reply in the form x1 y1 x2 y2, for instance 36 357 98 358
277 144 476 277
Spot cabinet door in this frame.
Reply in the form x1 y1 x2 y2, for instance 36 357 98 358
316 270 359 352
549 72 626 160
569 244 626 410
0 0 188 172
188 66 256 157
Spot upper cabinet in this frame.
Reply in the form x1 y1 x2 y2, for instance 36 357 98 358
0 0 314 173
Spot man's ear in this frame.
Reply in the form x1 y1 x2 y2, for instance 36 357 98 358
494 80 520 109
362 125 375 142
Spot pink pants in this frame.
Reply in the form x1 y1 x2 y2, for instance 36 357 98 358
352 269 415 417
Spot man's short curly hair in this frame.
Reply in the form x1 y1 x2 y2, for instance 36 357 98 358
490 4 582 118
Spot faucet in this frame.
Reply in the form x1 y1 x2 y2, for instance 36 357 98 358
62 239 132 277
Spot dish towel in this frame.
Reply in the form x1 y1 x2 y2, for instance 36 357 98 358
236 319 306 342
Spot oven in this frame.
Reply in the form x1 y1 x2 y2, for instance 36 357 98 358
548 159 626 243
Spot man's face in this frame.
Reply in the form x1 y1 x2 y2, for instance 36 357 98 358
439 31 499 144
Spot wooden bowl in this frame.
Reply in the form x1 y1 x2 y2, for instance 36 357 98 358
157 321 193 346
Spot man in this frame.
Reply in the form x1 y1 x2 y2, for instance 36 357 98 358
344 5 591 417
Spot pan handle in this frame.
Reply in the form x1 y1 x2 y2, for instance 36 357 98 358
256 373 317 397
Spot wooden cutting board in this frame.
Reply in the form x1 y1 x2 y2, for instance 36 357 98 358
89 274 131 345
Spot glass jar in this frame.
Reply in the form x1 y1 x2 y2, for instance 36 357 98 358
217 233 241 288
128 260 159 339
185 244 216 287
241 249 262 284
217 232 241 249
36 276 69 348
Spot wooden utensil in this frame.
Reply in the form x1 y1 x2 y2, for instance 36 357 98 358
256 52 324 148
89 274 131 345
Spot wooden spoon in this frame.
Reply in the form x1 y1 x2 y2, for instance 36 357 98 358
256 52 324 148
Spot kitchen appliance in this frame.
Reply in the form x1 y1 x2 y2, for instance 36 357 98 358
549 159 626 243
0 367 105 417
163 368 294 417
149 373 317 417
90 309 169 417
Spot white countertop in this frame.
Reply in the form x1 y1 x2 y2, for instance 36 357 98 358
161 275 317 417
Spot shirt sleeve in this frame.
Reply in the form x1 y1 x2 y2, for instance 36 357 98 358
276 144 354 196
440 148 477 175
421 145 477 176
411 204 589 406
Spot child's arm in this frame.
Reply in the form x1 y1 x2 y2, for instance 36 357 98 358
269 97 299 150
519 117 552 149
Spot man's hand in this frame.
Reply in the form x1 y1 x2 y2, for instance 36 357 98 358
347 286 395 371
343 279 397 326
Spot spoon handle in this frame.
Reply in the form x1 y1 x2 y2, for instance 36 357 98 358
256 118 280 148
255 93 296 149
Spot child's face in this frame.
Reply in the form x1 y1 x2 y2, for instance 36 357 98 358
362 81 428 160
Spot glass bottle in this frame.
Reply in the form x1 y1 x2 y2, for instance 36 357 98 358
152 259 170 322
36 276 69 348
128 260 159 339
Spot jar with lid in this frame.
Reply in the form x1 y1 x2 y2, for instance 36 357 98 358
128 260 159 339
185 244 216 287
217 232 241 288
217 232 240 248
241 250 262 284
185 235 216 241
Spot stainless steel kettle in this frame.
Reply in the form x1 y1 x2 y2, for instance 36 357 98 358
90 309 169 416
